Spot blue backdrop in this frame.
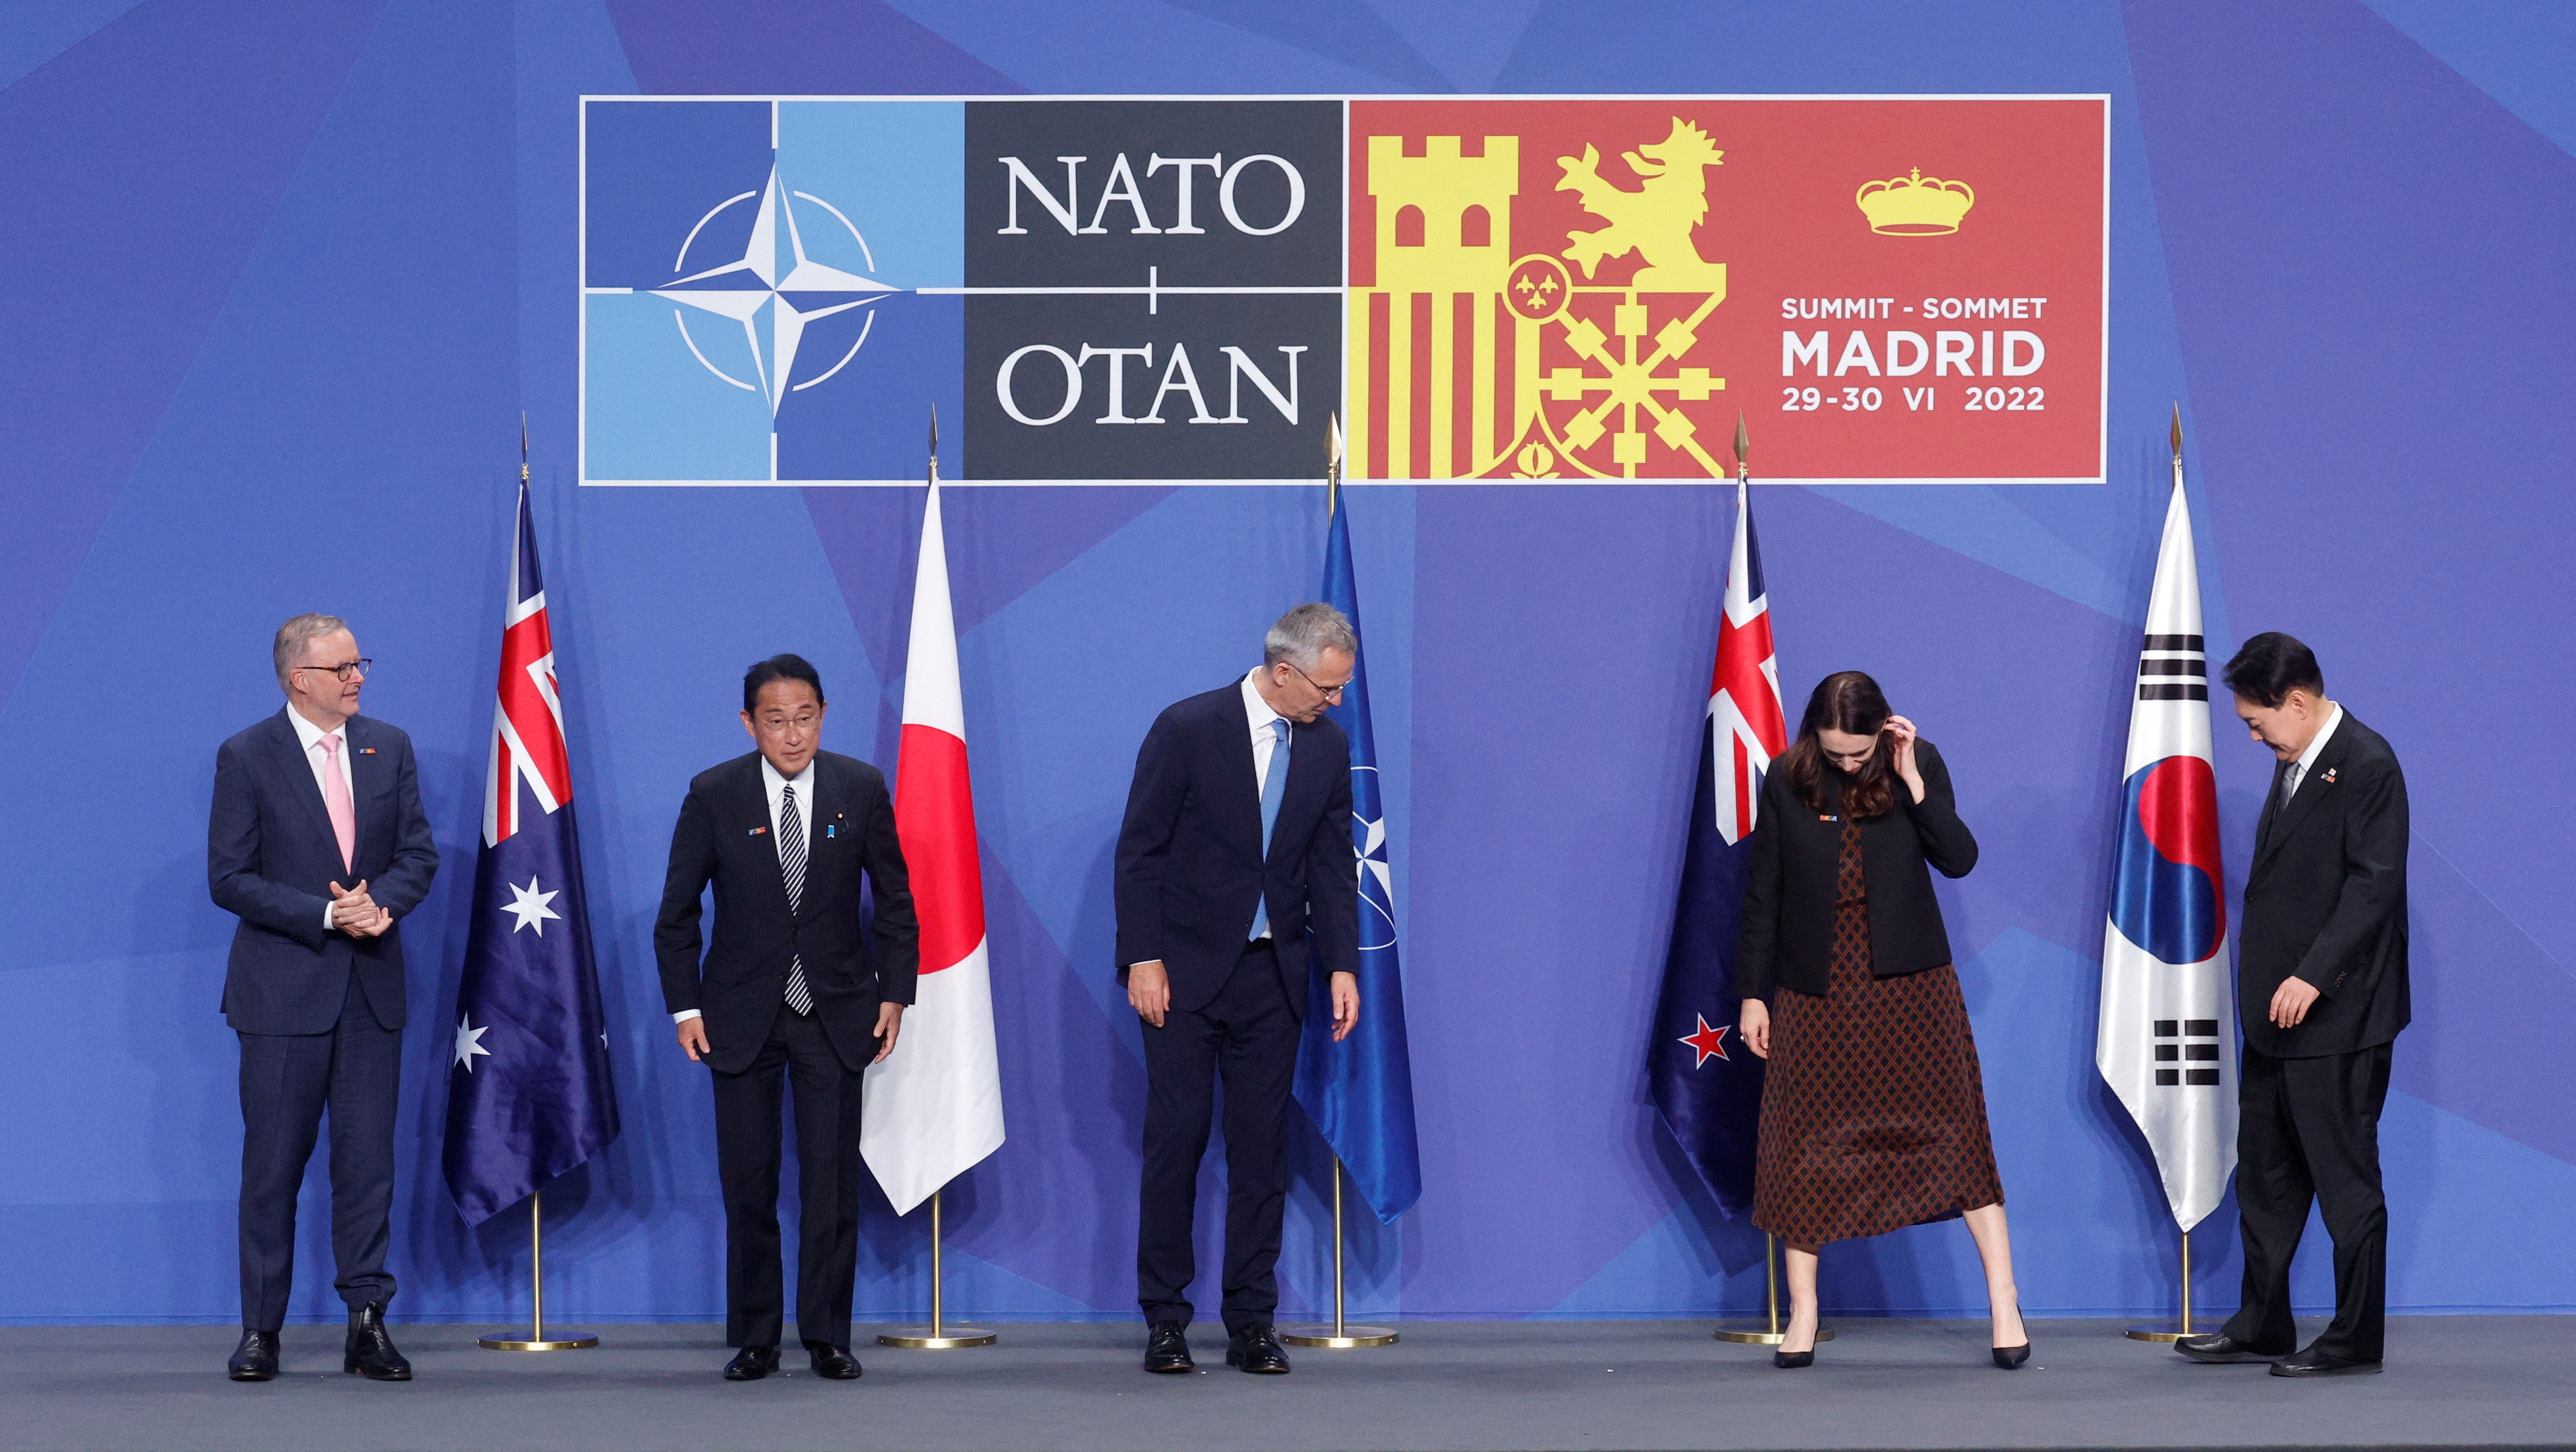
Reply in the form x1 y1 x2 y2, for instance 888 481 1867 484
2 0 2569 1325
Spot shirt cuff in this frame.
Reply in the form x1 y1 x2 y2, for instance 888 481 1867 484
324 899 337 930
672 1009 702 1023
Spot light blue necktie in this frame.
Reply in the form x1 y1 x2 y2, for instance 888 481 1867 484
1249 717 1290 939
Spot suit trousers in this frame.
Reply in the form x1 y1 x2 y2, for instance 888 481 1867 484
1137 940 1299 1334
710 1003 866 1350
236 969 402 1331
2223 1041 2393 1362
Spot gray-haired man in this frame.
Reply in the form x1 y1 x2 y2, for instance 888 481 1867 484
1114 604 1363 1375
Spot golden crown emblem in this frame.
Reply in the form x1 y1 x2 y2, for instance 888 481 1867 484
1855 167 1975 235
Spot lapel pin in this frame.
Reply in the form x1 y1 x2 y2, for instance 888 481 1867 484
358 746 376 755
2322 767 2338 784
749 826 768 837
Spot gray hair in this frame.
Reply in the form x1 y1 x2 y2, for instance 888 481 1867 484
273 613 347 689
1263 602 1356 670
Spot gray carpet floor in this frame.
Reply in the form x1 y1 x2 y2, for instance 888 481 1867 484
0 1318 2567 1451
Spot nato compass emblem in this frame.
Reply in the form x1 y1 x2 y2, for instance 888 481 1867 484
657 167 895 413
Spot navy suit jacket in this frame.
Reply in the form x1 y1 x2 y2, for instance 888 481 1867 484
2240 711 2409 1059
653 750 920 1076
1114 680 1359 1020
207 708 439 1035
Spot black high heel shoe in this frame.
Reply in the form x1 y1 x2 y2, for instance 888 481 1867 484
1773 1346 1814 1369
1991 1342 2030 1370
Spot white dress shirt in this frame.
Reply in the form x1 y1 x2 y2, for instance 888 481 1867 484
285 705 358 929
2282 702 2343 802
676 755 816 1024
1239 670 1287 941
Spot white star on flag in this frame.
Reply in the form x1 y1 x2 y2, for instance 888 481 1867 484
454 1014 492 1072
502 874 561 935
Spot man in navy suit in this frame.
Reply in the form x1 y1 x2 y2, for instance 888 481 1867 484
1116 604 1362 1376
207 614 438 1382
2180 633 2409 1377
656 655 917 1382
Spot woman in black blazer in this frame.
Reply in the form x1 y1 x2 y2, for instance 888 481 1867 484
1736 671 2027 1369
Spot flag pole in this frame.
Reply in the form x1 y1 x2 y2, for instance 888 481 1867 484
2123 405 2201 1346
1282 414 1396 1352
874 408 996 1352
478 1190 599 1350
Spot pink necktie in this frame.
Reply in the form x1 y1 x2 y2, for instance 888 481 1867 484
320 733 356 874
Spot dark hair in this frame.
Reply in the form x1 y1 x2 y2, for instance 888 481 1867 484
1779 671 1898 818
742 654 825 714
2221 632 2324 709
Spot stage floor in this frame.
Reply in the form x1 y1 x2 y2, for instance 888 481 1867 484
0 1318 2566 1451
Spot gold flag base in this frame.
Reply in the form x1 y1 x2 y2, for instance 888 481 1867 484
477 1192 600 1352
479 1333 598 1351
2126 1224 2198 1343
1281 1324 1398 1349
875 1189 999 1351
1712 1233 1835 1347
876 1325 998 1349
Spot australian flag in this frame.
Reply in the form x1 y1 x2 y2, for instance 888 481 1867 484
443 483 620 1225
1291 488 1422 1221
1648 479 1788 1214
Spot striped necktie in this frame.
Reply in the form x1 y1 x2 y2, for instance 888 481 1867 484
780 784 812 1015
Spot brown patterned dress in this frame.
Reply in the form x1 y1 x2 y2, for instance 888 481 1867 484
1752 817 2003 1246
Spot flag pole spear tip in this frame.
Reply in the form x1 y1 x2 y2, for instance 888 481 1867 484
928 405 939 461
519 412 529 484
2169 403 2183 460
1327 412 1344 469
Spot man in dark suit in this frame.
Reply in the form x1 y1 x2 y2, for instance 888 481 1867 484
1116 604 1362 1376
656 654 917 1382
207 614 438 1382
2180 633 2408 1377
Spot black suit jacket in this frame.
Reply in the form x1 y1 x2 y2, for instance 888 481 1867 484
2239 711 2408 1059
1114 680 1359 1019
1736 738 1978 1002
654 750 920 1075
207 708 439 1035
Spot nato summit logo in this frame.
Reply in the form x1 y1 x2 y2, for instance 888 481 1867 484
583 98 1339 484
583 100 964 484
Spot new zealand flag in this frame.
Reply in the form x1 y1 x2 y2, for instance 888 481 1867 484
443 483 620 1225
1647 479 1788 1214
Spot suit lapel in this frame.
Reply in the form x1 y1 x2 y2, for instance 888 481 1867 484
267 710 341 864
1222 687 1266 860
345 717 386 869
2252 727 2349 875
735 756 797 920
799 756 844 920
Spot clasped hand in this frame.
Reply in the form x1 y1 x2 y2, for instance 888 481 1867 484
329 880 392 938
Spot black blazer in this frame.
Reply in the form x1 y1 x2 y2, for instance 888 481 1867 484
654 750 919 1075
1736 738 1978 1002
2239 711 2408 1059
207 709 439 1035
1114 680 1359 1019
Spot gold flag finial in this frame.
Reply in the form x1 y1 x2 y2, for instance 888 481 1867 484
1732 412 1749 476
2169 403 2183 461
519 412 529 485
927 406 941 487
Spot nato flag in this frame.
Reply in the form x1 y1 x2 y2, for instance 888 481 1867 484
1292 490 1422 1222
442 484 620 1225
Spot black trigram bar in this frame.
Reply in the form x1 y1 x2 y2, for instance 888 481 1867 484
2138 682 2210 701
2138 659 2206 676
2143 634 2205 652
2153 1019 2223 1086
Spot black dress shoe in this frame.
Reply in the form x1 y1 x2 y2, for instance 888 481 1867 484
342 1303 412 1381
1225 1323 1291 1375
227 1329 279 1382
724 1345 780 1380
806 1342 863 1380
1143 1321 1194 1374
2175 1333 2284 1365
1992 1342 2030 1369
1772 1347 1814 1369
2270 1346 2381 1377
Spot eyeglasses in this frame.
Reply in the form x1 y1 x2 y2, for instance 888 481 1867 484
295 658 372 682
752 712 819 735
1282 660 1349 702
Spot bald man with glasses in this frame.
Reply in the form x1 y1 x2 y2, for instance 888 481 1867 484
207 614 438 1382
